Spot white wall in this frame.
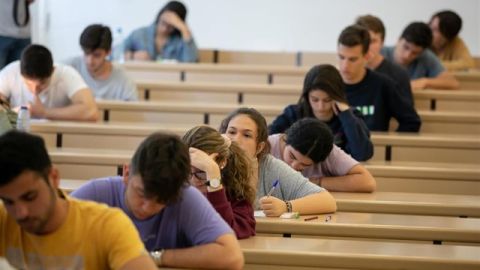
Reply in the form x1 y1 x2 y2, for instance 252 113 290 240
33 0 479 61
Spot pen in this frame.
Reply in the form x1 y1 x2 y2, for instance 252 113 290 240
266 179 279 197
304 216 318 222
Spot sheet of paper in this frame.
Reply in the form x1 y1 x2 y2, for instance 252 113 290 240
254 210 266 217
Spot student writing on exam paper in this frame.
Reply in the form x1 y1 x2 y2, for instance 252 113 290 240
219 108 337 217
269 118 376 193
183 125 256 239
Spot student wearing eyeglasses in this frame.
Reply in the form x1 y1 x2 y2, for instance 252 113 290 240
183 125 256 239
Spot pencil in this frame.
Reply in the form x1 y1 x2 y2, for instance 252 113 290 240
304 216 318 221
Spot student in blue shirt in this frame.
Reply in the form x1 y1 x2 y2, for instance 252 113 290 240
123 1 198 62
382 22 459 90
337 25 421 132
269 64 374 161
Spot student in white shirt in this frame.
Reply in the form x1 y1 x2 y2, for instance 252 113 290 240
65 24 138 101
0 44 98 121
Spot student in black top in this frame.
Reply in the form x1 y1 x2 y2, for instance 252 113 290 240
355 15 414 106
337 25 421 132
269 64 373 161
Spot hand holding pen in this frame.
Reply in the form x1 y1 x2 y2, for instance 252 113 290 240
260 180 286 217
267 179 279 197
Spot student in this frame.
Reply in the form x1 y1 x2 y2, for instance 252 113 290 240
429 10 475 71
220 107 337 217
65 24 138 101
382 22 459 90
337 25 421 132
0 130 157 270
0 0 34 69
0 44 98 121
269 118 375 192
124 1 198 62
269 64 373 161
355 14 414 106
71 132 243 269
182 125 256 239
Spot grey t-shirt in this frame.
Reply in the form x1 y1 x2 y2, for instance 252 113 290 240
382 46 444 80
65 56 138 101
257 154 324 209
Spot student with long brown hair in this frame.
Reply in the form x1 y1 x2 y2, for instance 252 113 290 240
220 108 337 217
183 125 256 239
269 64 373 161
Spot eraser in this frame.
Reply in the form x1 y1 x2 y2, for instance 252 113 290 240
279 212 299 219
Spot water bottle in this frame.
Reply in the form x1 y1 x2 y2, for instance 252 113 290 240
113 27 125 63
16 106 30 132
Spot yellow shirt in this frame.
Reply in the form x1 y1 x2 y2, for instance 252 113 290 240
0 196 147 270
436 37 475 71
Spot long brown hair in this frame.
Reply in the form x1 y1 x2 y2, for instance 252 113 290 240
219 107 271 161
182 125 255 203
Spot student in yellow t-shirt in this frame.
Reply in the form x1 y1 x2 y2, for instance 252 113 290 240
429 10 475 71
0 130 157 270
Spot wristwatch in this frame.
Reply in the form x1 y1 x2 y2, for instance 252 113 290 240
206 178 221 189
150 249 164 266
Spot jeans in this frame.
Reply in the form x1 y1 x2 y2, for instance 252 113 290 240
0 35 31 70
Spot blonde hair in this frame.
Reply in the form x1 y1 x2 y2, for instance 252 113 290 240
182 126 255 203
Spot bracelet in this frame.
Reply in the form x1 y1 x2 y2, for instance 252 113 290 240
284 200 292 213
150 249 164 266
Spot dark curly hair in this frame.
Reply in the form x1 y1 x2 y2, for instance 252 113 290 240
129 132 190 204
285 118 334 163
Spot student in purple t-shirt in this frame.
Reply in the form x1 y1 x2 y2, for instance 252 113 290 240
269 118 376 192
71 132 244 270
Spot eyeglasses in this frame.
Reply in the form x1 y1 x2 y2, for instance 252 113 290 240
190 171 207 181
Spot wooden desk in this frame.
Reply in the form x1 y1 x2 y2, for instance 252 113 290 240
48 145 479 194
60 178 479 245
95 100 280 126
124 62 307 85
455 71 480 90
54 158 480 216
415 89 480 111
240 236 480 270
32 120 189 149
419 110 480 134
94 100 480 134
364 161 480 195
135 80 480 111
370 132 480 164
124 61 480 88
50 147 130 179
34 120 480 164
332 191 480 217
255 212 480 244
